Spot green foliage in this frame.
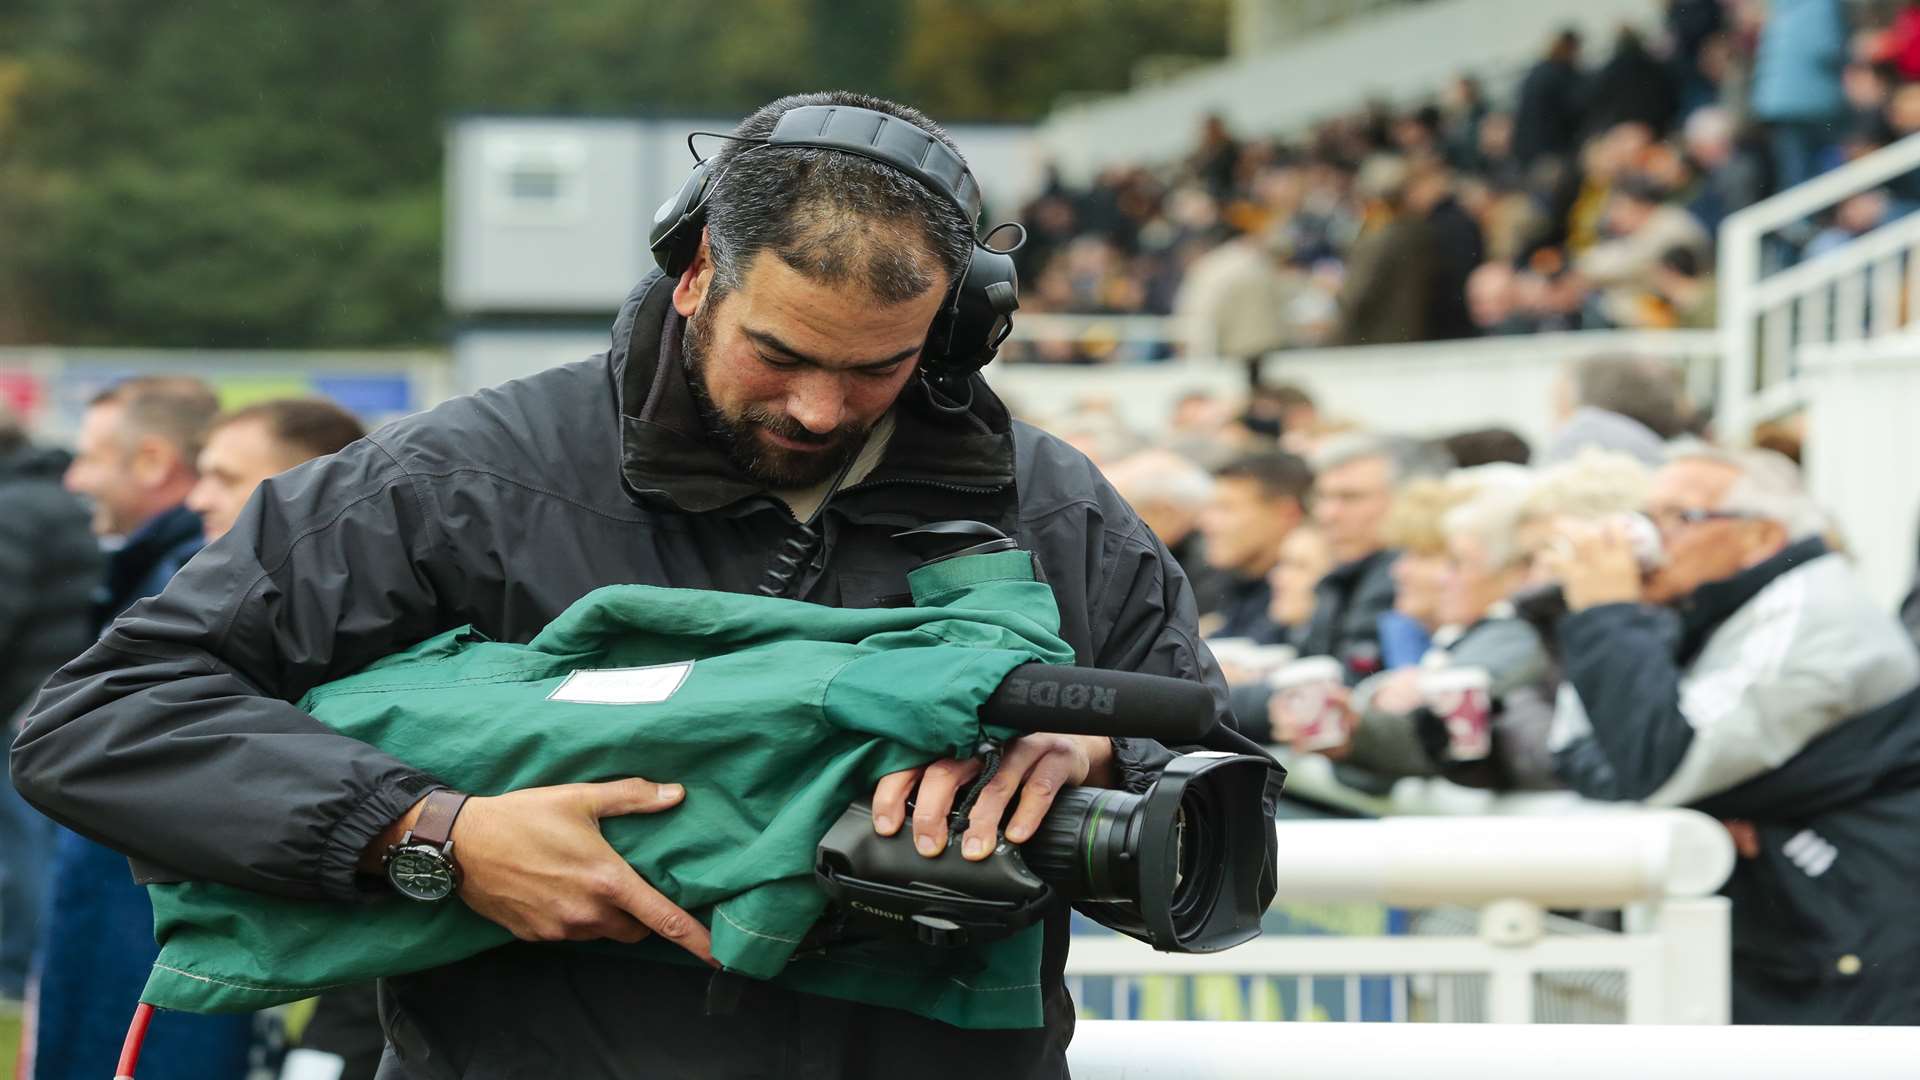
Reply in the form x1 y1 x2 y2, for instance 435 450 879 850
0 0 1225 348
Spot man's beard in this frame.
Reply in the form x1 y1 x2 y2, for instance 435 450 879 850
682 302 870 488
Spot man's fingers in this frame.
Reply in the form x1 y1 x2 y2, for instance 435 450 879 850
605 867 715 967
871 767 922 836
960 740 1046 860
586 777 685 819
911 758 982 857
1005 752 1077 844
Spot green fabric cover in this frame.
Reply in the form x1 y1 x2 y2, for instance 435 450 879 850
142 549 1075 1029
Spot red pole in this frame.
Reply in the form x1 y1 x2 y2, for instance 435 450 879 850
113 1003 155 1080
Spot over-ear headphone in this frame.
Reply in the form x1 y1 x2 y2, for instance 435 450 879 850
649 105 1022 407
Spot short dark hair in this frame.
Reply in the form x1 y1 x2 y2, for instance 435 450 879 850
91 376 220 460
1441 427 1533 467
1572 354 1688 439
703 92 975 306
1213 449 1314 507
212 398 365 462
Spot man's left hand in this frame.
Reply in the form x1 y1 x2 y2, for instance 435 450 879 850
871 734 1116 862
1545 519 1645 612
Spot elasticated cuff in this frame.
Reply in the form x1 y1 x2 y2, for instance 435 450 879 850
314 771 443 902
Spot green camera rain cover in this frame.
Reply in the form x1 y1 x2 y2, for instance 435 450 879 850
141 549 1075 1029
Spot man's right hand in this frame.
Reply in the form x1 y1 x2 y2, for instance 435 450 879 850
442 779 715 966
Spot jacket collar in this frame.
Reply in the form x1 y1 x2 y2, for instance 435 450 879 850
610 272 1016 515
1674 535 1828 659
104 504 202 601
1320 548 1394 593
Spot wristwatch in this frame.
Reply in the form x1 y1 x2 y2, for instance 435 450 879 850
385 789 470 902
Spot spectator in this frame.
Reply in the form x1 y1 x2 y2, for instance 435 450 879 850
1298 435 1412 681
1544 443 1919 1022
1543 354 1690 467
1584 28 1680 138
1751 0 1850 191
1376 476 1476 670
1575 175 1711 323
1465 261 1529 335
1245 380 1319 441
1681 106 1768 230
33 376 252 1079
1408 159 1486 341
1172 221 1300 364
0 408 100 1010
1265 523 1333 648
187 398 366 543
1334 156 1435 345
1197 450 1313 642
1645 246 1718 330
1105 448 1228 615
1514 29 1589 168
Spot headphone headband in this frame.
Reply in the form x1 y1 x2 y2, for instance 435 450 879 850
762 105 983 228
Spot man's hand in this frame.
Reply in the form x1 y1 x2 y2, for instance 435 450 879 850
1545 519 1645 612
398 779 714 965
870 734 1114 862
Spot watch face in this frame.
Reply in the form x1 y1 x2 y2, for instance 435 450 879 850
388 846 457 901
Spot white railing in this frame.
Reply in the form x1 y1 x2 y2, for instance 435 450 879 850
1067 1021 1920 1079
1065 810 1734 1025
1717 132 1920 440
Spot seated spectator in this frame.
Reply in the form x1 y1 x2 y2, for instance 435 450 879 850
1544 443 1920 1022
1543 353 1690 466
1576 174 1711 323
1642 246 1717 330
1196 449 1313 642
1105 448 1228 615
1265 524 1333 648
1299 435 1421 681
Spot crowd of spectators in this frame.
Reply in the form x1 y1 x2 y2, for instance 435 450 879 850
1008 0 1920 363
1077 352 1920 1025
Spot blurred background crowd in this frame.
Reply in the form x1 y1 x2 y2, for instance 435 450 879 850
1008 0 1920 362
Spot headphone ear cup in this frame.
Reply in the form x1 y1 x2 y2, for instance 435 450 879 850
650 160 713 278
922 246 1019 387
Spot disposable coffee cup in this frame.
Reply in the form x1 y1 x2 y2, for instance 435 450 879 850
1421 665 1493 762
1267 655 1347 751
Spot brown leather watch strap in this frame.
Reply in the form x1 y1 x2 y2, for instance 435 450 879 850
407 789 470 850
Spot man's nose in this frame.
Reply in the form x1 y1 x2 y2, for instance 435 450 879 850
785 372 848 435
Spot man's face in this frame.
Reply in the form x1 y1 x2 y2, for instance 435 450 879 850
677 247 944 488
1642 459 1787 604
1441 531 1524 627
1199 476 1299 577
186 418 307 542
1313 455 1394 564
65 402 144 536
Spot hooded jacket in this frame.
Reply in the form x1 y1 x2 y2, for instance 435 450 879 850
12 271 1233 1077
1548 539 1920 1023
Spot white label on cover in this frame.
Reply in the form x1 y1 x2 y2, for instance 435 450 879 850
547 661 693 705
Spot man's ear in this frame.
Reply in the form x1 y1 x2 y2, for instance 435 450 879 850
128 434 177 488
673 229 715 319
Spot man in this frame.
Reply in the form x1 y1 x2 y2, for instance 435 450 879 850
189 397 365 543
0 408 100 1011
13 93 1235 1079
188 397 379 1078
1513 29 1586 168
1333 155 1436 346
1542 353 1689 467
1546 444 1920 1022
32 376 253 1079
1195 450 1312 642
1297 435 1413 682
1574 175 1710 325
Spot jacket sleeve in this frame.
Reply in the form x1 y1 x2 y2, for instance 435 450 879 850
1553 603 1697 801
10 437 457 901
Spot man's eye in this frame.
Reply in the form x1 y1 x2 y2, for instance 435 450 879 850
857 363 905 379
758 353 801 370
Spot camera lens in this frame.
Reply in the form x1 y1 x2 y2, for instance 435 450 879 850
1021 786 1149 903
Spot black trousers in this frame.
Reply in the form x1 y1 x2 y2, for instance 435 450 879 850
372 944 1074 1080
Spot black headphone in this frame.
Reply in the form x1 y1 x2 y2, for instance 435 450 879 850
649 105 1022 407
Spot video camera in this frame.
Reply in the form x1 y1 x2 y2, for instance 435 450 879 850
813 525 1285 956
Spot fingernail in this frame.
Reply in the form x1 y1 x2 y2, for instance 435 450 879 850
1006 826 1029 844
874 815 896 835
963 836 986 859
915 834 939 856
659 784 683 801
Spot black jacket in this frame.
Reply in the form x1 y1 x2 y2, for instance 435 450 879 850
1513 58 1586 165
1297 549 1396 684
12 273 1237 1078
0 445 100 726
